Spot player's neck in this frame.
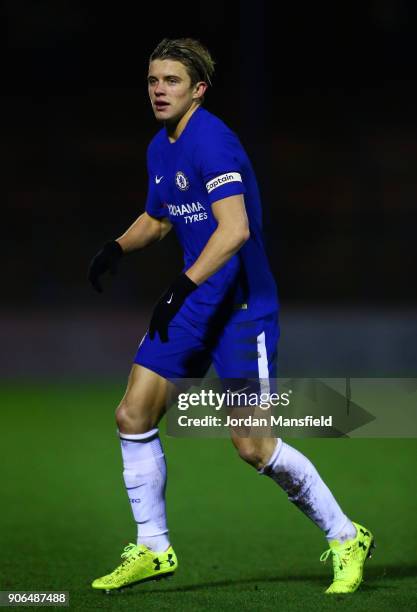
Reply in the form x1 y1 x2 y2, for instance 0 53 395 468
166 103 200 143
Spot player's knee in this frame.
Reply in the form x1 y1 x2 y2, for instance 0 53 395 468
115 399 154 434
234 439 263 469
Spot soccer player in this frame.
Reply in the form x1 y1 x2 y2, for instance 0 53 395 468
88 38 374 595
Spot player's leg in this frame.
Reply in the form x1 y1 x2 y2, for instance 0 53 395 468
233 434 374 593
232 433 356 541
92 363 178 592
214 313 374 593
92 324 210 592
116 363 172 553
116 362 171 433
214 313 356 541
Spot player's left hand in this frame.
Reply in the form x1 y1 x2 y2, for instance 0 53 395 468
149 273 197 342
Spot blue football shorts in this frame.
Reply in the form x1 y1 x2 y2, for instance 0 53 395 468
134 310 279 389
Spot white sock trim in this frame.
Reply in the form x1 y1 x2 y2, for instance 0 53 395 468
258 438 282 474
118 428 159 441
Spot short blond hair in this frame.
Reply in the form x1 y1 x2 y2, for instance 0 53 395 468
149 38 215 87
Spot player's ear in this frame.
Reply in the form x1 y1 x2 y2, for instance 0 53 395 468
192 81 208 101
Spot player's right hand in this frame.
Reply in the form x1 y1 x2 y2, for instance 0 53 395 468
88 240 123 293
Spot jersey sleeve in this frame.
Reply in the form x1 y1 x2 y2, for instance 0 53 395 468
198 128 246 205
144 147 167 219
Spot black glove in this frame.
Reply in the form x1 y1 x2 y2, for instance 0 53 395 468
149 273 197 342
88 241 123 293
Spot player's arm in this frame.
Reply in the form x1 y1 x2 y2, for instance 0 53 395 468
148 194 249 342
117 212 172 252
88 212 172 293
185 194 249 285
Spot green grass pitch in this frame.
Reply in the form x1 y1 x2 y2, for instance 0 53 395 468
1 382 416 611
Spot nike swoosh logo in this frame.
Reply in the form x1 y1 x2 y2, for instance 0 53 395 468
155 175 164 184
166 293 173 304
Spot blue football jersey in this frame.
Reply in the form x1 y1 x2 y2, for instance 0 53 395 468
145 107 278 328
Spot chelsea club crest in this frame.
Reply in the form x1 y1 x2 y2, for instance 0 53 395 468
175 171 189 191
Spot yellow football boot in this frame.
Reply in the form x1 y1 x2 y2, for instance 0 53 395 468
92 543 177 593
320 522 375 594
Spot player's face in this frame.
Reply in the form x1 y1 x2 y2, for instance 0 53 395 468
148 59 201 123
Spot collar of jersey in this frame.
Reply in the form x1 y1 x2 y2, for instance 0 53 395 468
164 106 204 147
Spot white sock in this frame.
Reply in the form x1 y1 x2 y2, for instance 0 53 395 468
119 428 170 552
260 439 356 541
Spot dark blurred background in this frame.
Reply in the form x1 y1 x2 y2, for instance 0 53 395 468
3 0 417 378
